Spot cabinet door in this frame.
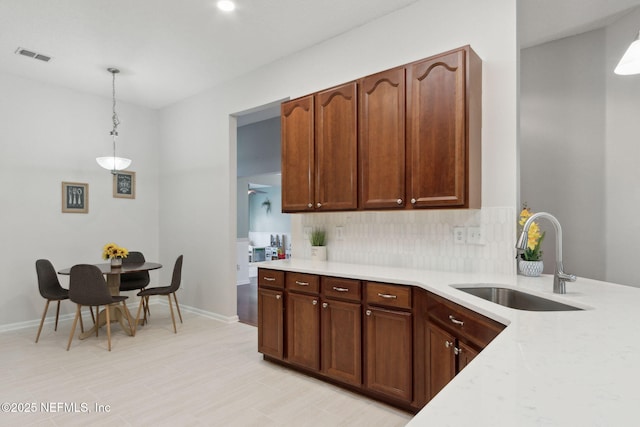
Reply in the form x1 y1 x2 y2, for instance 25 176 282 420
257 288 284 359
407 48 467 208
315 82 358 210
281 96 315 212
359 68 406 209
365 306 413 402
321 299 362 386
286 292 320 370
426 322 456 400
457 340 479 372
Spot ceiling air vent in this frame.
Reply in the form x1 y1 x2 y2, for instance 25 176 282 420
15 47 52 62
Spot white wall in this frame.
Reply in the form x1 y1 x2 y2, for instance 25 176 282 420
159 0 518 319
605 7 640 287
520 30 607 280
519 7 640 288
0 72 160 327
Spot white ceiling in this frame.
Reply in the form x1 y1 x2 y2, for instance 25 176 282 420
1 0 639 110
519 0 640 48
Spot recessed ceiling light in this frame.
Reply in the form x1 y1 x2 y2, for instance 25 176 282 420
217 0 235 12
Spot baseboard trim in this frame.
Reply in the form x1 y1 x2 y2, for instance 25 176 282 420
0 299 239 333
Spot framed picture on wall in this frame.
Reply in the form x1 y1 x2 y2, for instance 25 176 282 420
113 170 135 199
61 182 89 213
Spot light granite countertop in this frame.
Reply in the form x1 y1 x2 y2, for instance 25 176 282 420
258 259 640 426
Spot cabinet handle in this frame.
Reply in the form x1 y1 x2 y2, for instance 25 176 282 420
316 202 322 208
312 300 318 306
411 198 416 204
322 302 328 308
449 315 464 326
332 286 349 292
264 277 276 281
366 309 372 316
276 294 281 300
377 293 397 299
295 281 310 286
454 347 461 355
397 198 403 205
445 340 453 348
307 203 313 208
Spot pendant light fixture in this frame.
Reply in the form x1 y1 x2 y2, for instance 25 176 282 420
615 31 640 75
96 68 131 173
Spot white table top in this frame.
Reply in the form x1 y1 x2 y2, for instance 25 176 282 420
257 259 640 426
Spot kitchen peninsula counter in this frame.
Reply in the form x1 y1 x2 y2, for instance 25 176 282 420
258 259 640 426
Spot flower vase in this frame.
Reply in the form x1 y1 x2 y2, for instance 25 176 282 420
111 257 123 267
310 246 327 262
518 259 543 277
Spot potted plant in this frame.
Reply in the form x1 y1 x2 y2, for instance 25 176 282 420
309 228 327 262
518 206 545 276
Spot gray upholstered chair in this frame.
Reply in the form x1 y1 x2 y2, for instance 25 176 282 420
119 251 151 319
35 259 71 343
134 255 183 334
67 264 133 351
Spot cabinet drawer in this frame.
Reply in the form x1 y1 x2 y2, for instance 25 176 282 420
286 272 320 294
365 282 411 310
258 269 285 289
426 292 504 348
322 277 361 301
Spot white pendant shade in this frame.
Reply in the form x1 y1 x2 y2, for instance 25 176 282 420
615 32 640 75
96 156 131 171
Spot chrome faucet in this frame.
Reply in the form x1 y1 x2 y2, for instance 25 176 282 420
516 212 577 294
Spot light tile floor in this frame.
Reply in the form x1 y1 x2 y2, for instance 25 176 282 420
0 308 413 426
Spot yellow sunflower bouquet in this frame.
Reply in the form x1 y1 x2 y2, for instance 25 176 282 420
102 242 129 260
518 206 545 261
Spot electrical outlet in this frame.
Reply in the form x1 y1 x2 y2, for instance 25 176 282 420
336 226 345 240
303 227 312 238
453 227 466 244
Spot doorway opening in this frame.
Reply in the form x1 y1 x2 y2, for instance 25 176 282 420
234 99 289 326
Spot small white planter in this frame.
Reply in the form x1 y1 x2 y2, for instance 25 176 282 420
518 259 543 277
310 246 327 262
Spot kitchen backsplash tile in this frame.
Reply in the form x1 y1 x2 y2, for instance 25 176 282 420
291 207 517 275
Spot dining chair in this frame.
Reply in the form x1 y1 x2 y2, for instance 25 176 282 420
67 264 133 351
119 251 151 319
134 255 183 335
35 259 73 343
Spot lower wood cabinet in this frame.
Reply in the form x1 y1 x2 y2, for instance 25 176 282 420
286 292 321 370
422 289 504 401
365 306 413 402
257 288 284 359
321 298 361 386
257 268 505 412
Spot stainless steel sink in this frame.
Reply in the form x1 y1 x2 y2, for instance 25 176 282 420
455 286 583 311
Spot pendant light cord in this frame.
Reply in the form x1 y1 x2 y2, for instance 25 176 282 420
110 69 121 167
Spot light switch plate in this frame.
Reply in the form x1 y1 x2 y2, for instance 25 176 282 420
335 226 345 240
467 226 484 245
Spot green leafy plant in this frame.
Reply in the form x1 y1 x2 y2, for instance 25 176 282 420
309 228 326 246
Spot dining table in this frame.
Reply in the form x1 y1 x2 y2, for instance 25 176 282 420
58 261 162 339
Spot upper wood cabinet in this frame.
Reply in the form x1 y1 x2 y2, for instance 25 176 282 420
315 82 358 211
281 82 358 212
359 67 406 209
406 46 482 208
281 45 482 212
281 95 315 212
